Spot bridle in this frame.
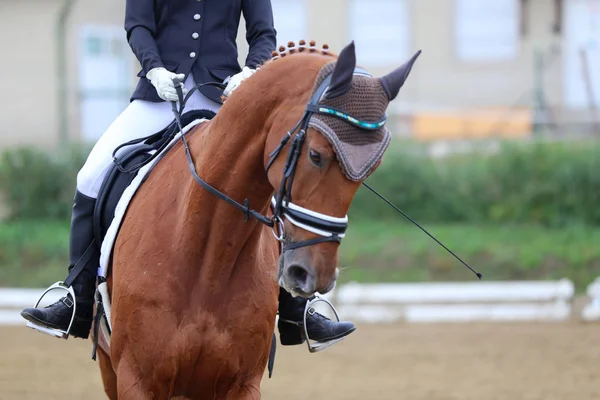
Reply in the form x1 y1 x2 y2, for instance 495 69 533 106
170 67 386 252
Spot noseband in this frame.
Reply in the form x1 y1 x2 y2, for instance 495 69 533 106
171 67 386 252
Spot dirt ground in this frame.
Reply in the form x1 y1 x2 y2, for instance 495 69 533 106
0 322 598 400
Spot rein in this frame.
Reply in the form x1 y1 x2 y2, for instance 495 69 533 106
168 73 482 279
171 81 275 227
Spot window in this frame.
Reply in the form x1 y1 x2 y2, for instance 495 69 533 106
86 36 102 57
563 0 600 108
348 0 411 67
271 0 307 45
455 0 520 62
79 25 133 141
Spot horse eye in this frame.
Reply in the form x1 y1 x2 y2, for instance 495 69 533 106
309 149 322 166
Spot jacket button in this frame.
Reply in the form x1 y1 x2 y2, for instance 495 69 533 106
192 32 199 39
190 52 197 58
194 14 201 20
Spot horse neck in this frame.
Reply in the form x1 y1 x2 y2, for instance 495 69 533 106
179 55 329 283
186 54 330 224
178 87 276 283
188 89 276 219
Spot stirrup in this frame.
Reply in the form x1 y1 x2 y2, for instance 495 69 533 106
25 281 77 340
302 296 346 353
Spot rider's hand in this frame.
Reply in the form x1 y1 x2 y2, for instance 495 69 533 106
223 66 255 98
146 67 187 102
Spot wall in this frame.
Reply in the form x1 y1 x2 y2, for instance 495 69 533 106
0 0 62 149
0 0 591 150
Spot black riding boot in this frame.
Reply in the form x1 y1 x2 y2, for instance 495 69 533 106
21 190 98 339
277 288 356 346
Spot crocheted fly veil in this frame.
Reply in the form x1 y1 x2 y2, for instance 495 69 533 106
307 43 421 182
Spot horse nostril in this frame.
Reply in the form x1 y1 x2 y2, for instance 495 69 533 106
286 264 315 293
288 265 307 281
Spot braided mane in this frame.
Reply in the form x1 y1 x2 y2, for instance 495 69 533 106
270 40 334 60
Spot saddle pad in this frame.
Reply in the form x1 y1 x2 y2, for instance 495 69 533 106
98 118 208 278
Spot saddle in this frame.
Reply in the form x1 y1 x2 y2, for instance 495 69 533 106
93 109 217 243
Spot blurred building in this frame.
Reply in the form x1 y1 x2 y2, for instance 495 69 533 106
1 0 599 150
0 0 132 150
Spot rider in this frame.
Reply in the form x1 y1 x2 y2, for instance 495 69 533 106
20 0 356 349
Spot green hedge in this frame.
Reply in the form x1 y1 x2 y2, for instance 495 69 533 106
1 139 599 227
0 145 90 220
351 139 600 227
2 219 599 290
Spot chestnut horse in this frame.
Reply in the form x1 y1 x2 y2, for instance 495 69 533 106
96 41 420 399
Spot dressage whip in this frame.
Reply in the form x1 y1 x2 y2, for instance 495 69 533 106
362 182 482 279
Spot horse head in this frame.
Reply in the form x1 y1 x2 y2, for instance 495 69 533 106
261 41 421 298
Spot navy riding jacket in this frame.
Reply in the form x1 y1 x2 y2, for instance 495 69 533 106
125 0 277 104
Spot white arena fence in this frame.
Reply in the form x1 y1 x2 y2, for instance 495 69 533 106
581 277 600 321
1 278 598 326
327 279 576 323
0 288 63 326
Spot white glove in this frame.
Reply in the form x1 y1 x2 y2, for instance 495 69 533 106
223 66 256 98
146 67 187 102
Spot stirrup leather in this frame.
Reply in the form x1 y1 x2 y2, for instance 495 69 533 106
25 281 77 340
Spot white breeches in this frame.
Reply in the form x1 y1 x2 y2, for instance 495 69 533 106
76 74 221 198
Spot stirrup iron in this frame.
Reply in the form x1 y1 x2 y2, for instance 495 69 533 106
303 296 346 353
25 281 77 340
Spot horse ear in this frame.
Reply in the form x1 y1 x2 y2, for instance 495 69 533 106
380 50 422 101
325 41 357 99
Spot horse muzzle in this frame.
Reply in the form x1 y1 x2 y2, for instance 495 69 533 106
279 261 317 298
278 250 339 298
